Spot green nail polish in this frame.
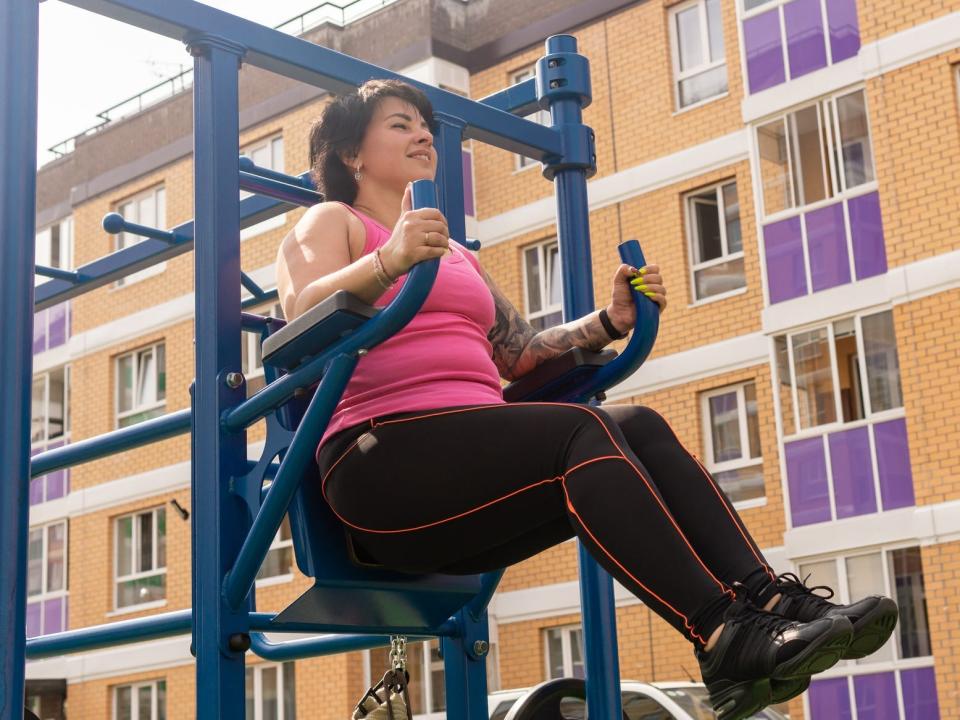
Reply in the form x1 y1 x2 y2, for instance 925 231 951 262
644 291 656 297
638 284 648 291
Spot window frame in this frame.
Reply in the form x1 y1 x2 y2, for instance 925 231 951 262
113 185 167 287
115 343 166 429
753 86 877 221
240 134 287 240
668 0 729 112
684 180 747 304
775 309 902 440
112 679 167 720
26 519 69 637
35 215 74 280
113 507 167 611
255 514 295 587
245 661 296 720
522 239 563 330
31 365 70 450
510 66 551 172
543 624 585 680
700 382 765 508
242 301 283 397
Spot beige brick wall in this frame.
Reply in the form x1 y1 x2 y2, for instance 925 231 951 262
857 0 960 44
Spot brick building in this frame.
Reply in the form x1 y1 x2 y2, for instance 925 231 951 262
26 0 960 717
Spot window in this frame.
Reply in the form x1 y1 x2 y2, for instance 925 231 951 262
365 638 451 715
686 181 744 301
114 680 166 720
31 367 71 505
701 382 764 504
756 89 874 218
669 0 728 109
242 302 283 397
802 547 935 718
115 185 166 286
245 662 296 720
256 516 294 584
35 216 74 283
512 67 550 170
116 343 166 428
775 310 901 435
26 520 68 638
241 135 286 240
523 240 562 330
545 625 585 679
115 507 166 609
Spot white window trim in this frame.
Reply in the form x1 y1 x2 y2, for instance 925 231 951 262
522 239 563 329
669 0 729 112
740 0 836 73
752 85 875 222
115 343 165 429
511 66 550 172
701 383 765 509
111 185 167 288
544 624 583 679
243 302 283 394
740 0 788 21
27 520 69 636
31 365 70 453
35 216 74 279
255 516 294 587
246 662 294 720
112 679 165 720
113 507 167 611
685 180 746 303
240 134 288 240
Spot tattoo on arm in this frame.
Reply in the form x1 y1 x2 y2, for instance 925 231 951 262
484 270 611 381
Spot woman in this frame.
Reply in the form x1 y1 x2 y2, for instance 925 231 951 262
275 79 898 719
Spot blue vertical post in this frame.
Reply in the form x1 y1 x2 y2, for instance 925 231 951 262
187 33 250 717
433 113 467 249
0 1 40 716
540 34 623 719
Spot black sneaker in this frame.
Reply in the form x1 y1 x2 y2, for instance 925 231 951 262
695 588 853 720
767 572 899 660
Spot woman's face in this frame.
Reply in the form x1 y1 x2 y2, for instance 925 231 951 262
354 96 437 189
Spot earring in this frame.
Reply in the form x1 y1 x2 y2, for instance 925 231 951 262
354 165 362 182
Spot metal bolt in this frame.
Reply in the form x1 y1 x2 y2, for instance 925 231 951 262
357 348 368 356
473 640 489 656
228 633 251 653
225 372 244 388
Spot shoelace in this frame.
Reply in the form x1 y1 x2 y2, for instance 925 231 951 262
728 582 796 638
776 572 837 617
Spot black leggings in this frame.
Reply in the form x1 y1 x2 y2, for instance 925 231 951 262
316 402 776 645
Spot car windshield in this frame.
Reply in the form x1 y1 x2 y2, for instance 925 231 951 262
660 686 789 719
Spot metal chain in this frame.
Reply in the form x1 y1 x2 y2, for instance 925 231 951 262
388 635 407 672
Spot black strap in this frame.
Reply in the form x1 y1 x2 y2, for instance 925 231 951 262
599 307 628 341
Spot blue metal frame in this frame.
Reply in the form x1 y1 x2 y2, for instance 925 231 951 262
2 1 668 716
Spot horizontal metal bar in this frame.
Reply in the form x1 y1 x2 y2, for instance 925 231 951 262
34 265 82 283
249 630 437 662
479 77 541 117
240 272 266 299
240 287 279 310
25 610 191 659
31 409 191 477
35 192 291 311
247 613 461 638
62 0 562 159
102 212 186 244
239 156 314 189
239 170 321 207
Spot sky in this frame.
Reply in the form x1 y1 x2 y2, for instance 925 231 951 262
37 0 331 166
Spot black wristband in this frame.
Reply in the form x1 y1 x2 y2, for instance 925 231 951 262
599 307 628 341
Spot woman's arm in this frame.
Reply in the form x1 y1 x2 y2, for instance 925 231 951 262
482 268 624 382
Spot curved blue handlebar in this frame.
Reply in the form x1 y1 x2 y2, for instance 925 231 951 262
574 239 660 402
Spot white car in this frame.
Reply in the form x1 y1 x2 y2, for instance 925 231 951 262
487 680 790 720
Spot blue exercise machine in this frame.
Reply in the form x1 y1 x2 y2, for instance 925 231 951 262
1 1 660 717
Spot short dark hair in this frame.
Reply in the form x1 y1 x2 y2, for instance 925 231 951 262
308 79 435 205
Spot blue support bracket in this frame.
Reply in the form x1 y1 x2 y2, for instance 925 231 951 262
239 155 316 189
35 265 84 283
238 170 322 207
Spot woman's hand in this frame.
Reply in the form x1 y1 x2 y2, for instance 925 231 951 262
607 263 667 334
380 183 451 278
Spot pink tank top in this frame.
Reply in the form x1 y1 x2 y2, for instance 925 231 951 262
316 203 506 452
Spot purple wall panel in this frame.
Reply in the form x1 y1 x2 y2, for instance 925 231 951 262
809 677 852 720
26 601 41 639
829 426 876 518
827 0 861 62
901 667 940 719
854 672 899 720
29 476 44 506
33 308 47 355
848 192 887 280
764 216 807 303
48 302 67 348
45 470 66 502
43 596 64 635
744 10 786 93
462 150 475 217
784 0 828 78
874 418 915 510
786 436 831 526
805 202 851 291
